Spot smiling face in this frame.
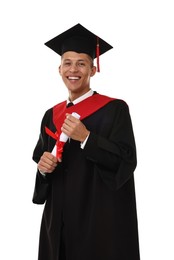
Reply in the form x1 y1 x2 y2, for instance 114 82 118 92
59 51 96 101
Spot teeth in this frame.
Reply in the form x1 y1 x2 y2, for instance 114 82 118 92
68 76 79 80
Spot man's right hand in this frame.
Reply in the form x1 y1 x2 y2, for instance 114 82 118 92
37 151 60 174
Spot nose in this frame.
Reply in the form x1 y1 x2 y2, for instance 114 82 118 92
69 63 78 72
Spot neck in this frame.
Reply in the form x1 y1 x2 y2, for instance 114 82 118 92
68 89 91 102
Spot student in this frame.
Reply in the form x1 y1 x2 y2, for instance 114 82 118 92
32 23 140 260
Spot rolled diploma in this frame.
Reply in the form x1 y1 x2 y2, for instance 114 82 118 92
51 112 81 156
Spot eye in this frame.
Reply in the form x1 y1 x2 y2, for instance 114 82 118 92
64 61 71 66
63 61 71 66
78 62 85 67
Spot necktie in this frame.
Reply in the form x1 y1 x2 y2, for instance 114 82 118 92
67 102 74 108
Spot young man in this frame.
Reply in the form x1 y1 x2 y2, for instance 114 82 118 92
32 23 140 260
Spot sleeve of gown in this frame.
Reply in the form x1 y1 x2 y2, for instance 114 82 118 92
32 109 54 204
83 100 137 190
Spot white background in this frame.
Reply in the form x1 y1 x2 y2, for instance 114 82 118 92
0 0 174 259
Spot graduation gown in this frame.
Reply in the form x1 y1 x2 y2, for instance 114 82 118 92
32 96 140 260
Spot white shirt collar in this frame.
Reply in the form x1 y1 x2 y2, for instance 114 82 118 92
67 89 94 105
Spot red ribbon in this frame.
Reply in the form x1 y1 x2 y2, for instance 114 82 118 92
45 126 65 159
45 127 58 140
56 141 65 159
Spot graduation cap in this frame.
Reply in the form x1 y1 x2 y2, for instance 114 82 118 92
45 23 113 72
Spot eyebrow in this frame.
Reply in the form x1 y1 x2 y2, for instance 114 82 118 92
63 58 86 62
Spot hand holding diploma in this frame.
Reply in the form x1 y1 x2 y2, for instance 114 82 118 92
52 112 82 159
39 112 90 173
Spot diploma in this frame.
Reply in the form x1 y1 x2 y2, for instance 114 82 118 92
52 112 81 159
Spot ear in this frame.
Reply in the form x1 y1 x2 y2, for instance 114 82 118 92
58 65 61 75
90 66 97 77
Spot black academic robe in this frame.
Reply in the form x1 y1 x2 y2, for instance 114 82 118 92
32 97 140 260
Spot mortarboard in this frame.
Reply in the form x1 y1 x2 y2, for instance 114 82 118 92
44 23 113 72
